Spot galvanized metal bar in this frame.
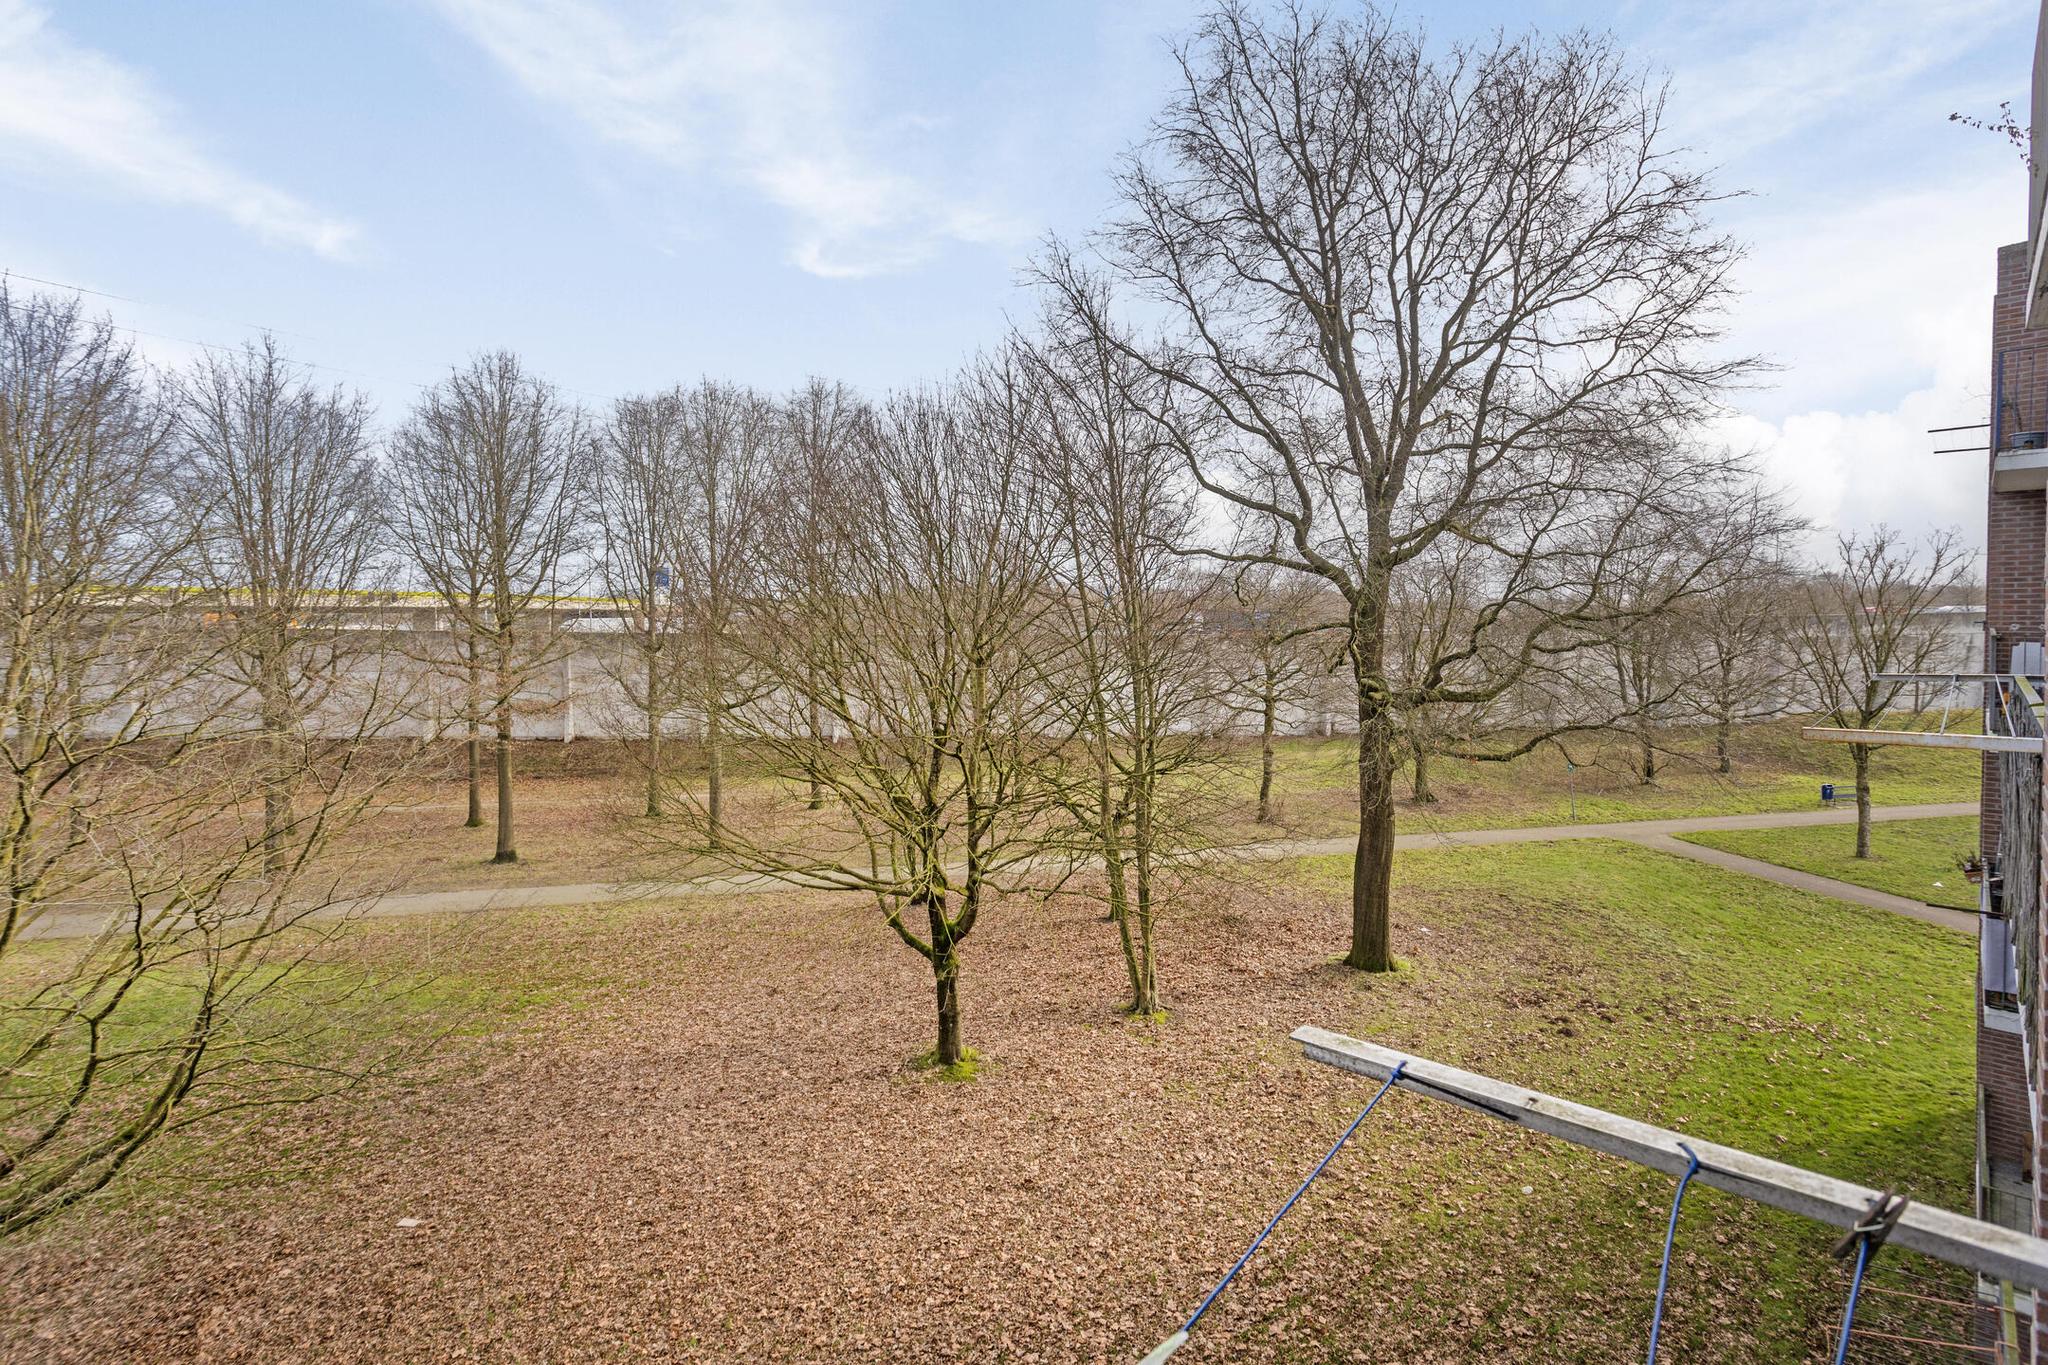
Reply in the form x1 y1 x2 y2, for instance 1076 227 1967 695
1874 674 2005 683
1291 1026 2048 1293
1801 727 2039 754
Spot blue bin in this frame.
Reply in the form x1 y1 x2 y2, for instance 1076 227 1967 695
1820 783 1836 802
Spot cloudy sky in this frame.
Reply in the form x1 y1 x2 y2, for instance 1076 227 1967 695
0 0 2033 553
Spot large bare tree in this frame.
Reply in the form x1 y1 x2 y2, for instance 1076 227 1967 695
174 336 386 874
1040 3 1753 969
388 353 587 864
1793 528 1974 858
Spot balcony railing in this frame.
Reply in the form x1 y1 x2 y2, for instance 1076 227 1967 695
1989 677 2043 1017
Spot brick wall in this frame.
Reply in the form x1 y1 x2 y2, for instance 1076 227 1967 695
1988 243 2048 861
1988 246 2048 1334
2011 233 2048 1364
1985 1022 2033 1172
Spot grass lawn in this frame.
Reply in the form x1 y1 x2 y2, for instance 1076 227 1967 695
1675 814 1982 911
1249 715 1978 837
325 718 1980 896
0 839 1976 1363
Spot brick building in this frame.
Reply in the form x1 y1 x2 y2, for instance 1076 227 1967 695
1973 10 2048 1356
1981 233 2046 1314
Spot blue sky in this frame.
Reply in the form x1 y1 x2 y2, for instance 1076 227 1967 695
0 0 2035 549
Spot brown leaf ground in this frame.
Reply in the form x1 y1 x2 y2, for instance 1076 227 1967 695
0 840 1977 1363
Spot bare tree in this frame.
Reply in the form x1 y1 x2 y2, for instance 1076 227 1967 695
593 389 692 818
658 381 779 845
388 353 587 864
1601 486 1805 784
1685 525 1803 775
1041 4 1752 969
1382 542 1504 806
1793 528 1974 858
174 336 385 873
1217 564 1332 821
662 370 1062 1069
0 287 410 1235
1022 314 1218 1017
1602 536 1710 787
781 378 866 811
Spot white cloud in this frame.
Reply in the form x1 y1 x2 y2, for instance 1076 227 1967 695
1627 0 2028 562
1709 164 2013 555
427 0 1020 278
0 1 360 259
1647 0 2012 160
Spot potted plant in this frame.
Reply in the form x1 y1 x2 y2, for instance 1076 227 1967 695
1960 851 1986 885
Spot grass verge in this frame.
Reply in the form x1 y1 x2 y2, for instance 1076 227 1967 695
1674 814 1980 911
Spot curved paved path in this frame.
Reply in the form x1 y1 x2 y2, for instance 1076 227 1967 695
1263 801 1980 934
1625 833 1973 931
22 801 1979 940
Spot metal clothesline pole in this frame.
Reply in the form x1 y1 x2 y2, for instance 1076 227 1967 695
1291 1026 2048 1293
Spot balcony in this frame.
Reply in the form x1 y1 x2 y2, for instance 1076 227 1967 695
1989 676 2042 1017
1994 443 2048 492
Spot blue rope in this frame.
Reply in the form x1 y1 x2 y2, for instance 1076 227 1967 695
1645 1142 1701 1363
1832 1235 1873 1365
1180 1060 1409 1339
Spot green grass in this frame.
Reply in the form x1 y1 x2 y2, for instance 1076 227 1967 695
0 907 653 1222
910 1045 986 1082
1281 839 1975 1360
1236 717 1979 837
1675 815 1982 911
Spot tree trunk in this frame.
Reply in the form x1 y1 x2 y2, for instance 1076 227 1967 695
463 642 484 828
932 963 962 1067
1715 653 1736 775
261 790 287 877
705 703 724 846
1852 743 1872 859
1106 845 1141 1000
1131 777 1159 1015
1256 690 1277 824
1639 729 1657 786
807 696 825 811
260 681 289 878
1410 736 1436 804
465 732 484 828
644 652 663 819
493 701 518 864
927 897 964 1066
1347 666 1396 973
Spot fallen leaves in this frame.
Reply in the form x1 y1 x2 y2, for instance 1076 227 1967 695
0 861 1961 1363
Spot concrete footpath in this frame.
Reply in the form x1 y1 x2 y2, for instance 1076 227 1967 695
1265 800 1980 933
22 800 1980 940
